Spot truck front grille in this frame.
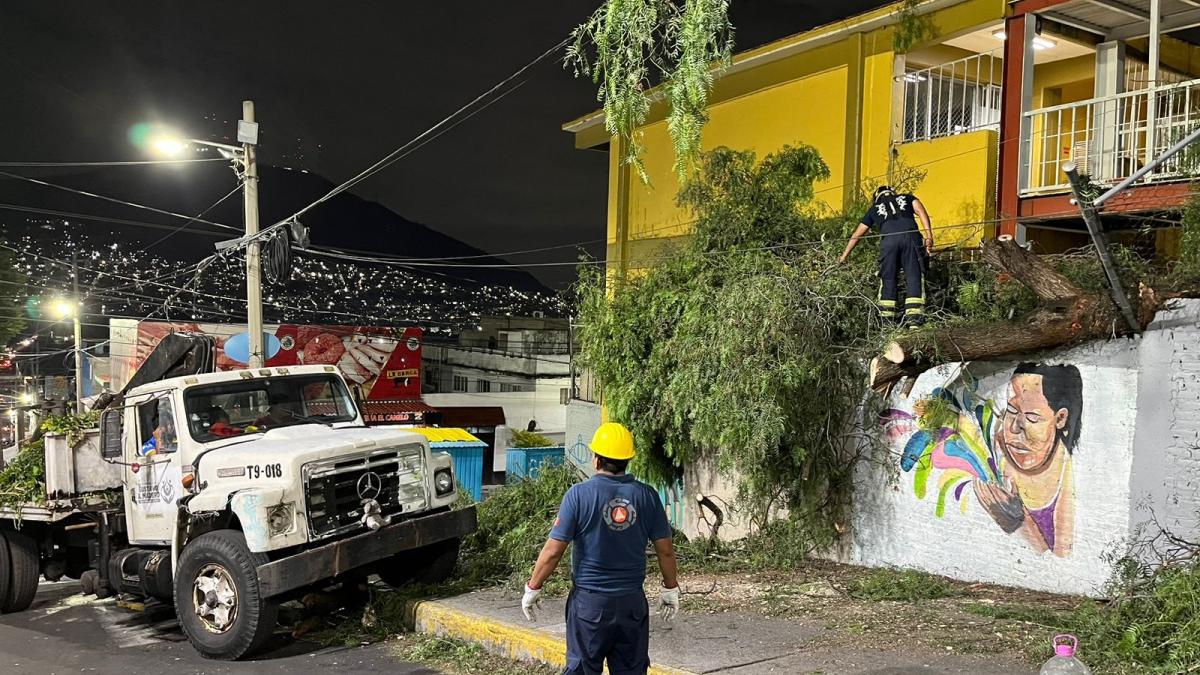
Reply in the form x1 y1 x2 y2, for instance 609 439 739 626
302 446 426 539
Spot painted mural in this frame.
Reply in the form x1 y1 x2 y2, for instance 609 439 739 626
881 363 1084 557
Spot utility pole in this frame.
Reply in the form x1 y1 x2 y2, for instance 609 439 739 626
72 252 84 413
1062 164 1140 333
241 100 265 368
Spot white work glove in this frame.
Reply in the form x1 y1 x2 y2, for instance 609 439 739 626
521 584 543 622
658 585 680 622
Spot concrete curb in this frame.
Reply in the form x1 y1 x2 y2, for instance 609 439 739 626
409 599 697 675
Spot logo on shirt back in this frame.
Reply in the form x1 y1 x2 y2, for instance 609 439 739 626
603 497 638 532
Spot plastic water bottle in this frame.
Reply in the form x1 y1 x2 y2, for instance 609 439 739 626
1039 634 1093 674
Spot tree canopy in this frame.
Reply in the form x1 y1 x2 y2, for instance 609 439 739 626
575 145 885 537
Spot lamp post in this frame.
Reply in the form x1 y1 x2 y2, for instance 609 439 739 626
147 102 264 367
52 298 83 414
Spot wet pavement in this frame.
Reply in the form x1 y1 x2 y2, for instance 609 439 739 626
0 580 436 675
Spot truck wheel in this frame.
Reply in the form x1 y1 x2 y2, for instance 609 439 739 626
378 538 460 588
80 569 97 596
1 529 40 613
173 530 278 660
0 531 10 608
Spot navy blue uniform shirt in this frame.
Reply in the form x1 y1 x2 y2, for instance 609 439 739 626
861 192 918 230
549 473 672 594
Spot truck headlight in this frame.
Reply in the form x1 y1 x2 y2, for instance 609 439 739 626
434 469 454 496
267 503 295 536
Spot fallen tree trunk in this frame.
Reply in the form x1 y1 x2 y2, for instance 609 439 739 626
870 236 1171 395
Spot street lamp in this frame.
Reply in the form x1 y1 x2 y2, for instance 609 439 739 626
51 298 84 414
142 103 265 368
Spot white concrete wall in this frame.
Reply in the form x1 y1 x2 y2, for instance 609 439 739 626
845 300 1200 596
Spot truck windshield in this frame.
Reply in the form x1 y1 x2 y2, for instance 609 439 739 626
184 374 358 442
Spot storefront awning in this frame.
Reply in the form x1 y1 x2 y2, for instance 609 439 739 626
361 399 437 424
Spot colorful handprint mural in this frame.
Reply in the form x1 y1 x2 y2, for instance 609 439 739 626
881 363 1083 557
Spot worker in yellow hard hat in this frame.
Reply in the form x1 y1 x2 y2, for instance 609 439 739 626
522 422 680 675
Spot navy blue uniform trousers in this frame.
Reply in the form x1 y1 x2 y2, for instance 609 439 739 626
877 220 926 320
564 587 650 675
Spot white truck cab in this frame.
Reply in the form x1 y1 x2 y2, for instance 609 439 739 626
78 363 476 659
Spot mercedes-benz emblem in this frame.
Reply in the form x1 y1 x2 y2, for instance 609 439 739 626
356 471 383 500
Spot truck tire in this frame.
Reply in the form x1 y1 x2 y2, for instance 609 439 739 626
377 538 460 588
1 529 40 613
80 569 97 596
173 530 278 660
0 531 10 609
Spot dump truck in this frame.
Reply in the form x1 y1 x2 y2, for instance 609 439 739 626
0 333 476 660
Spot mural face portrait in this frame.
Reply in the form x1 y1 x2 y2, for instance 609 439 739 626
883 362 1083 558
996 373 1070 473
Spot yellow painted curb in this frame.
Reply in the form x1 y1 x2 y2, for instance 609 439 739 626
410 600 696 675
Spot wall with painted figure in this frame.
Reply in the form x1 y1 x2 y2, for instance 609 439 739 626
852 341 1139 596
848 300 1200 595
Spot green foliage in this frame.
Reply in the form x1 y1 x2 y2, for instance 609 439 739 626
0 245 27 345
676 516 823 573
398 634 557 675
41 410 100 446
847 567 961 602
914 395 957 432
1176 190 1200 283
0 412 102 512
577 144 887 541
893 0 937 53
1046 554 1200 672
567 0 734 179
457 465 579 587
0 438 46 511
511 430 555 448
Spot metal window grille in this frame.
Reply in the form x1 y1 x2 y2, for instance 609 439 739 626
900 50 1003 144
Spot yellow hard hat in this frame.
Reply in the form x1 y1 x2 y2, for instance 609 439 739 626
590 422 635 460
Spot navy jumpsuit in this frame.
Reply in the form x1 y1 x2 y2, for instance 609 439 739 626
549 473 672 675
860 193 926 321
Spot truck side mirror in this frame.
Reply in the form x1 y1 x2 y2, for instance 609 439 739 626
100 409 123 460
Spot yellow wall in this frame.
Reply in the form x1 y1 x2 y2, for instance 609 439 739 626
588 0 1009 274
896 130 998 247
625 65 850 242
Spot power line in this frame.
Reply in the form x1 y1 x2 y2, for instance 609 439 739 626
136 183 244 253
0 170 239 231
0 202 233 238
0 158 227 168
264 36 571 237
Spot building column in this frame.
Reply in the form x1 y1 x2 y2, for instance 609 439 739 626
997 13 1037 237
1093 41 1126 182
843 32 865 207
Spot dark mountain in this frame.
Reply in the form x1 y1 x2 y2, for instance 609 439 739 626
0 162 550 293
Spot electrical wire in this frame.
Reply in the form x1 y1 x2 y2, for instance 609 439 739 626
258 36 571 242
0 158 228 167
0 170 239 231
136 183 244 253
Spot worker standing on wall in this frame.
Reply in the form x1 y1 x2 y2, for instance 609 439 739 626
522 422 680 675
839 185 934 324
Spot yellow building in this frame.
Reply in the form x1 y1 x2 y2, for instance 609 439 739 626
564 0 1200 275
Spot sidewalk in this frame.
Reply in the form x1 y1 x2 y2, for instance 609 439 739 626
409 588 1036 674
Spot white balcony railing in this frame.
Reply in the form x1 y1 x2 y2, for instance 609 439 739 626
900 50 1003 144
1022 78 1200 194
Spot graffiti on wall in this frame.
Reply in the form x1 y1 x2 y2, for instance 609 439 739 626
881 363 1083 557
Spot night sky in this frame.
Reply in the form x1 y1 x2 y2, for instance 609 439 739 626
1 1 883 288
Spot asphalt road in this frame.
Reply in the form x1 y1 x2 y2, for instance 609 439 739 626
0 580 438 675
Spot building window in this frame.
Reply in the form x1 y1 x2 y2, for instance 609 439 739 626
500 383 524 393
453 375 468 392
475 379 491 393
